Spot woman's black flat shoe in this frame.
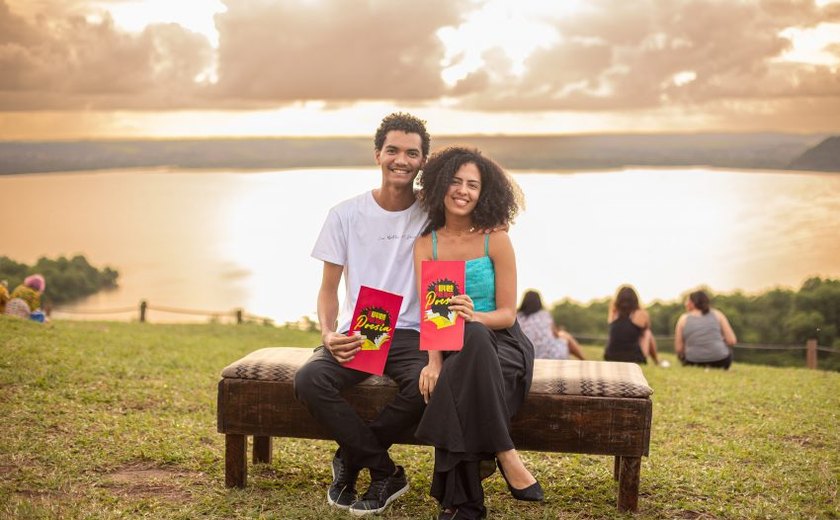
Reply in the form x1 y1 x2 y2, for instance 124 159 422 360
507 480 544 502
497 459 544 502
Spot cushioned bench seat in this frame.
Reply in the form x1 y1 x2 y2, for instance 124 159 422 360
217 347 653 512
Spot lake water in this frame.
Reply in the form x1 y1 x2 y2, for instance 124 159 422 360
3 167 839 325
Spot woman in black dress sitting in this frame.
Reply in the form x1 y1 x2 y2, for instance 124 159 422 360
413 146 542 520
604 284 660 365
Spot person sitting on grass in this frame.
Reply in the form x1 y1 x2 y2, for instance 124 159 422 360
0 280 9 315
675 290 737 370
6 274 47 322
605 285 661 365
517 289 585 360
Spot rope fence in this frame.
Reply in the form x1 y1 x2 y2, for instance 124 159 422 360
51 300 274 326
52 306 137 315
575 335 839 371
731 343 805 350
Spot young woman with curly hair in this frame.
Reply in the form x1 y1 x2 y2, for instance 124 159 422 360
412 146 542 520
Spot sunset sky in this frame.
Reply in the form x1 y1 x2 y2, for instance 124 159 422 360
1 0 839 139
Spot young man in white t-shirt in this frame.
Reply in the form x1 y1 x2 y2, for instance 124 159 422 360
295 113 431 516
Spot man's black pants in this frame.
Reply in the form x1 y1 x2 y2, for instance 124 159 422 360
293 329 427 478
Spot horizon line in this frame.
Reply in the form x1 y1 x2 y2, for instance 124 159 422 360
0 130 832 143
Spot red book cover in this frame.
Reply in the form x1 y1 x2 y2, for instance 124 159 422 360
343 286 404 376
420 260 466 351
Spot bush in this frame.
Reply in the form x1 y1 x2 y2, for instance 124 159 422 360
547 278 840 369
0 255 119 305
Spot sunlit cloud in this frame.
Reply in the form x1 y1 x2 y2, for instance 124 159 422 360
1 0 839 136
92 0 226 82
0 0 215 110
670 71 698 88
93 0 226 46
454 0 840 111
438 0 563 85
778 23 840 67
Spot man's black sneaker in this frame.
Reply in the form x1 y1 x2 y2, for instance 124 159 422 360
327 452 359 509
348 465 409 516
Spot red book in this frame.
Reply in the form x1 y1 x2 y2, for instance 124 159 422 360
343 286 404 376
420 260 466 351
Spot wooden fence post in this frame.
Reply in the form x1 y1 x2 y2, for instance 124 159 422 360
139 300 147 323
806 339 817 370
236 308 243 324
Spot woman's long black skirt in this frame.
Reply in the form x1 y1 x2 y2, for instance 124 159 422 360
415 321 534 519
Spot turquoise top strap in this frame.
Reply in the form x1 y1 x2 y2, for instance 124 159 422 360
428 229 496 312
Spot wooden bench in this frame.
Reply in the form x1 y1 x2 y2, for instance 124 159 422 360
217 347 653 512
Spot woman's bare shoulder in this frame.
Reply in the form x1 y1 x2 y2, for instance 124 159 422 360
488 229 512 245
711 308 728 320
631 308 650 327
414 233 433 255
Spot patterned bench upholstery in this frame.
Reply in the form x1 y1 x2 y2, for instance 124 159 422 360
218 347 653 512
221 347 653 397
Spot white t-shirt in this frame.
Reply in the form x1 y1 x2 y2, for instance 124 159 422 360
311 190 428 333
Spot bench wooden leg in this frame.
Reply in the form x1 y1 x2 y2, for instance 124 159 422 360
253 436 273 464
617 456 641 512
225 434 247 488
613 456 620 480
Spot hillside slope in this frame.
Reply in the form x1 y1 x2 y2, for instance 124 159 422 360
788 136 840 171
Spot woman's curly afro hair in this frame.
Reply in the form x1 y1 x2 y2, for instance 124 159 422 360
417 146 523 234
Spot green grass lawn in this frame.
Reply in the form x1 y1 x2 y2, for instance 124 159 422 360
1 317 838 519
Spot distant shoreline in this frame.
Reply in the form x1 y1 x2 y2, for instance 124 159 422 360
1 133 836 174
2 165 837 177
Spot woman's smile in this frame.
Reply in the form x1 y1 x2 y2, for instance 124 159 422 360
445 162 482 215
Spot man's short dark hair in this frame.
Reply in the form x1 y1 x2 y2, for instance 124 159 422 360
374 112 430 157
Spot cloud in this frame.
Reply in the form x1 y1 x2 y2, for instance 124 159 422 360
1 0 838 131
1 0 466 109
454 0 840 112
0 0 214 110
210 0 464 103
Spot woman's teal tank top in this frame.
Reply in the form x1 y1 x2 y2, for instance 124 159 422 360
431 230 496 312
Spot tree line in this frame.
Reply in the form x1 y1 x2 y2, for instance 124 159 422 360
3 254 837 349
551 277 840 348
1 255 119 306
